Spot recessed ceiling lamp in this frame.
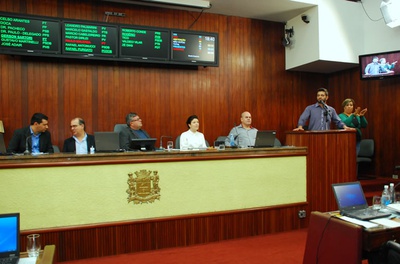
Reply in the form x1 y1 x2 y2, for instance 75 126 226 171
101 0 211 9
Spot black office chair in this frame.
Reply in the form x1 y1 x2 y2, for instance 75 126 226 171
53 145 60 153
379 240 400 264
357 139 374 178
113 124 127 134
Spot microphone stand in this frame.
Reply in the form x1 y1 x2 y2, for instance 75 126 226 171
159 135 173 150
24 136 31 155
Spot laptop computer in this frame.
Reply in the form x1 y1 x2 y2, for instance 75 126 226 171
253 130 276 148
0 213 20 264
0 134 7 154
332 182 391 221
94 132 123 152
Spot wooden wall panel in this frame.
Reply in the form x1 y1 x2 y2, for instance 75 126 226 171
1 0 398 177
19 204 307 262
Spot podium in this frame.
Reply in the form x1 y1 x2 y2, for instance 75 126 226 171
286 130 357 212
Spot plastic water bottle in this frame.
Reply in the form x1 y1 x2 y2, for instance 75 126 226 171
389 183 395 203
230 134 235 147
90 146 95 154
381 185 390 208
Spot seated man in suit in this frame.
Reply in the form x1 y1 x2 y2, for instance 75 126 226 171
62 117 95 154
7 112 54 154
119 112 151 150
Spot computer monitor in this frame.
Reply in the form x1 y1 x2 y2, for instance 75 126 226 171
130 138 157 151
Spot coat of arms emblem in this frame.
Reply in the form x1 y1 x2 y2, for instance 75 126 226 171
127 169 161 204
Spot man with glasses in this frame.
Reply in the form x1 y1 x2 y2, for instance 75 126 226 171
62 117 95 154
119 112 151 150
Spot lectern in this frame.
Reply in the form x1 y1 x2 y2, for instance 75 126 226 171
286 130 357 212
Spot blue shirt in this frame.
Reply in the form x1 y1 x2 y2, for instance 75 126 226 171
297 103 345 130
30 127 40 154
135 129 148 139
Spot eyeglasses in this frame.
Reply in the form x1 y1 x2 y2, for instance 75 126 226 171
131 117 141 122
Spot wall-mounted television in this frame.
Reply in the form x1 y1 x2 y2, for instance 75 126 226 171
359 50 400 80
171 30 218 66
120 26 169 61
0 12 61 55
62 20 118 58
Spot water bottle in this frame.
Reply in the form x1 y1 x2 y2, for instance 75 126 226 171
229 134 235 147
381 185 390 208
389 183 395 203
90 146 95 154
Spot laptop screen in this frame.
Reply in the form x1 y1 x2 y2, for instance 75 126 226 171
0 213 20 258
332 182 367 210
94 132 120 152
254 130 276 148
130 138 156 151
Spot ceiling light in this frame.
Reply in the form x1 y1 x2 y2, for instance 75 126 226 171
144 0 210 9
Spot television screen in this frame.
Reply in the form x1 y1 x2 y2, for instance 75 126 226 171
359 50 400 80
171 30 218 66
130 138 157 151
120 26 169 61
0 12 61 55
62 20 118 58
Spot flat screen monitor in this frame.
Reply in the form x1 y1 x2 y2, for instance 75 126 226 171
0 12 61 55
130 138 156 151
171 30 218 66
62 20 118 58
120 26 169 61
359 50 400 80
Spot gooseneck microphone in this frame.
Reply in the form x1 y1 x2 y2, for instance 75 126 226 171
318 100 329 110
159 135 173 149
24 135 32 155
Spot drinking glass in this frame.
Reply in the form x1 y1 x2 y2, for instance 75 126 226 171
167 141 173 151
26 234 41 258
372 196 381 210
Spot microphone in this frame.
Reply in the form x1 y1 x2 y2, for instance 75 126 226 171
318 100 329 110
160 135 172 149
24 135 31 155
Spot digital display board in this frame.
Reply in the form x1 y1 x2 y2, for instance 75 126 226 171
62 21 118 57
120 26 169 61
171 31 218 66
0 12 60 54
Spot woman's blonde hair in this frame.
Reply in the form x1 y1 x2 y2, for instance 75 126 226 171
341 98 355 108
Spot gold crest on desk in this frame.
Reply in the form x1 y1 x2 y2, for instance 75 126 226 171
127 169 161 204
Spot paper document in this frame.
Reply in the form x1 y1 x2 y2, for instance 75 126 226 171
370 218 400 228
18 257 37 264
340 216 379 229
387 203 400 213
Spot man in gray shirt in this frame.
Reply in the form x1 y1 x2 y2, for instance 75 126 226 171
293 88 354 131
225 111 258 147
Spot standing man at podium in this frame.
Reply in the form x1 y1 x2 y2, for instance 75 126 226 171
293 88 353 131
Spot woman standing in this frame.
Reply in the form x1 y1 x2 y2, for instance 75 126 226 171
339 98 368 154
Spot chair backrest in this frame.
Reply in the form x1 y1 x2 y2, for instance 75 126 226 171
53 145 60 153
358 139 374 158
175 135 181 149
114 124 127 133
303 211 362 264
274 138 282 147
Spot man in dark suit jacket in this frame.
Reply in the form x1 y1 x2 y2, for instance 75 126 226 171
7 113 54 154
119 112 151 150
63 117 95 153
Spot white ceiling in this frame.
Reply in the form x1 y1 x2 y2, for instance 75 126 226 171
102 0 317 22
204 0 316 22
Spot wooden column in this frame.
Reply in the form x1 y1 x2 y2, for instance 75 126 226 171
286 130 357 212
